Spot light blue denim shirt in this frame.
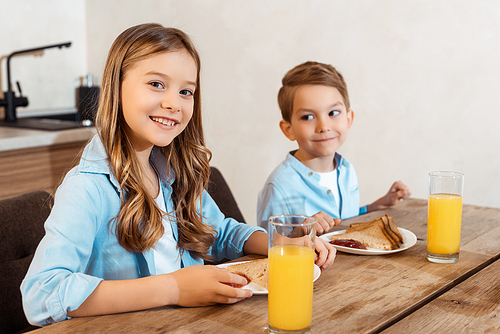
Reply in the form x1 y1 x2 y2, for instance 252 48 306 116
21 135 265 327
257 151 367 229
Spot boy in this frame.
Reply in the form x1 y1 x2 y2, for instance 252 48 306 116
257 61 410 235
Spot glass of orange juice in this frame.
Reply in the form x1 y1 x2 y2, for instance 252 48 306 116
268 215 316 334
427 171 464 263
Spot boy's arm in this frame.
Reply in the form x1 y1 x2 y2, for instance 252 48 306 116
257 184 290 230
259 184 340 235
366 181 411 212
311 211 341 235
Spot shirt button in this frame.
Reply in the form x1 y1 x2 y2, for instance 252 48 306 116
308 172 313 176
327 190 332 194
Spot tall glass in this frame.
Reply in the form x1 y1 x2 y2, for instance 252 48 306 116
427 171 464 263
268 215 316 334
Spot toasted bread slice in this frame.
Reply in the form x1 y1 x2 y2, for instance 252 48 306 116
379 215 402 247
330 224 396 250
387 216 404 244
349 215 404 247
349 218 399 249
349 217 382 231
227 258 268 289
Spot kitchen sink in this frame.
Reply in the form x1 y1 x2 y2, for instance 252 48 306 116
0 112 93 131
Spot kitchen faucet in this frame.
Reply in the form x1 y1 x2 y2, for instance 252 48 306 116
0 42 71 122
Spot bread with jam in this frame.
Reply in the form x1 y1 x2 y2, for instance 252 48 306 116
331 215 403 250
330 224 396 250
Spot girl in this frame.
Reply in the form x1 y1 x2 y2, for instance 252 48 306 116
21 23 335 326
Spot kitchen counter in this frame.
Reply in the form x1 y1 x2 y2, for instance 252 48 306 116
0 126 96 200
0 126 96 152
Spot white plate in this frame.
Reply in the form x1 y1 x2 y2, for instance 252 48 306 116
319 227 417 255
217 261 321 295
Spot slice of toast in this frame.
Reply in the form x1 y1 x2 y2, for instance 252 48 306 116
379 215 402 245
349 215 404 247
227 258 268 289
348 217 399 249
387 216 404 244
330 224 396 250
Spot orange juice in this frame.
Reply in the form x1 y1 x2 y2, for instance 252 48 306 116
427 193 463 254
268 244 315 331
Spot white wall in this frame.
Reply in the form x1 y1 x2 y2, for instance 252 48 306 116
0 0 86 117
3 1 500 225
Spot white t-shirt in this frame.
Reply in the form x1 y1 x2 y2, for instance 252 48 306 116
318 169 340 206
153 183 181 274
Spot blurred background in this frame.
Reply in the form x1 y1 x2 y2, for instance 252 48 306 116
1 0 499 225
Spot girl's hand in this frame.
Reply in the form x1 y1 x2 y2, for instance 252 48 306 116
312 211 341 235
269 231 337 269
314 237 336 270
169 265 252 306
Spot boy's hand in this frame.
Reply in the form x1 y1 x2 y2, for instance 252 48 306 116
314 238 336 270
367 181 411 212
312 211 341 235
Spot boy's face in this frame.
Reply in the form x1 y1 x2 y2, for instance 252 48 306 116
280 84 354 165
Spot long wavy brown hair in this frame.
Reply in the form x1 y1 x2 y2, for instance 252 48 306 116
95 23 215 261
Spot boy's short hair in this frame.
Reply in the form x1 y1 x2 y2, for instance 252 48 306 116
277 61 350 123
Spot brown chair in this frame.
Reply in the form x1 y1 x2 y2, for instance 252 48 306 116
206 166 246 223
0 191 53 334
205 167 247 265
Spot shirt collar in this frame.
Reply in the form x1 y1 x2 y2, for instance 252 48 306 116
78 134 174 193
286 150 345 177
149 146 175 188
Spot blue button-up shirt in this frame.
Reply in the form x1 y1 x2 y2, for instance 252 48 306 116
257 151 367 229
21 135 265 326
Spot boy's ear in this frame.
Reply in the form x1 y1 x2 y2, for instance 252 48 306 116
347 110 354 129
279 120 295 141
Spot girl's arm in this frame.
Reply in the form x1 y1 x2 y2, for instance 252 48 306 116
68 265 251 317
67 275 176 317
243 231 335 270
242 231 268 256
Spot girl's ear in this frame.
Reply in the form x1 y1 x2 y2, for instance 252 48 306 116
279 119 296 141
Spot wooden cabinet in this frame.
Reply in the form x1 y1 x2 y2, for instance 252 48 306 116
0 141 86 200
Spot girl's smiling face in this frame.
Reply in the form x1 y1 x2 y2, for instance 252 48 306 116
120 50 198 153
280 84 354 171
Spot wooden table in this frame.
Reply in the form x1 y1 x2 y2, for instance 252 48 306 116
30 199 500 333
381 258 500 333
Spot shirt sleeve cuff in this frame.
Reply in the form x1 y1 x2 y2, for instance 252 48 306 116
359 205 368 215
